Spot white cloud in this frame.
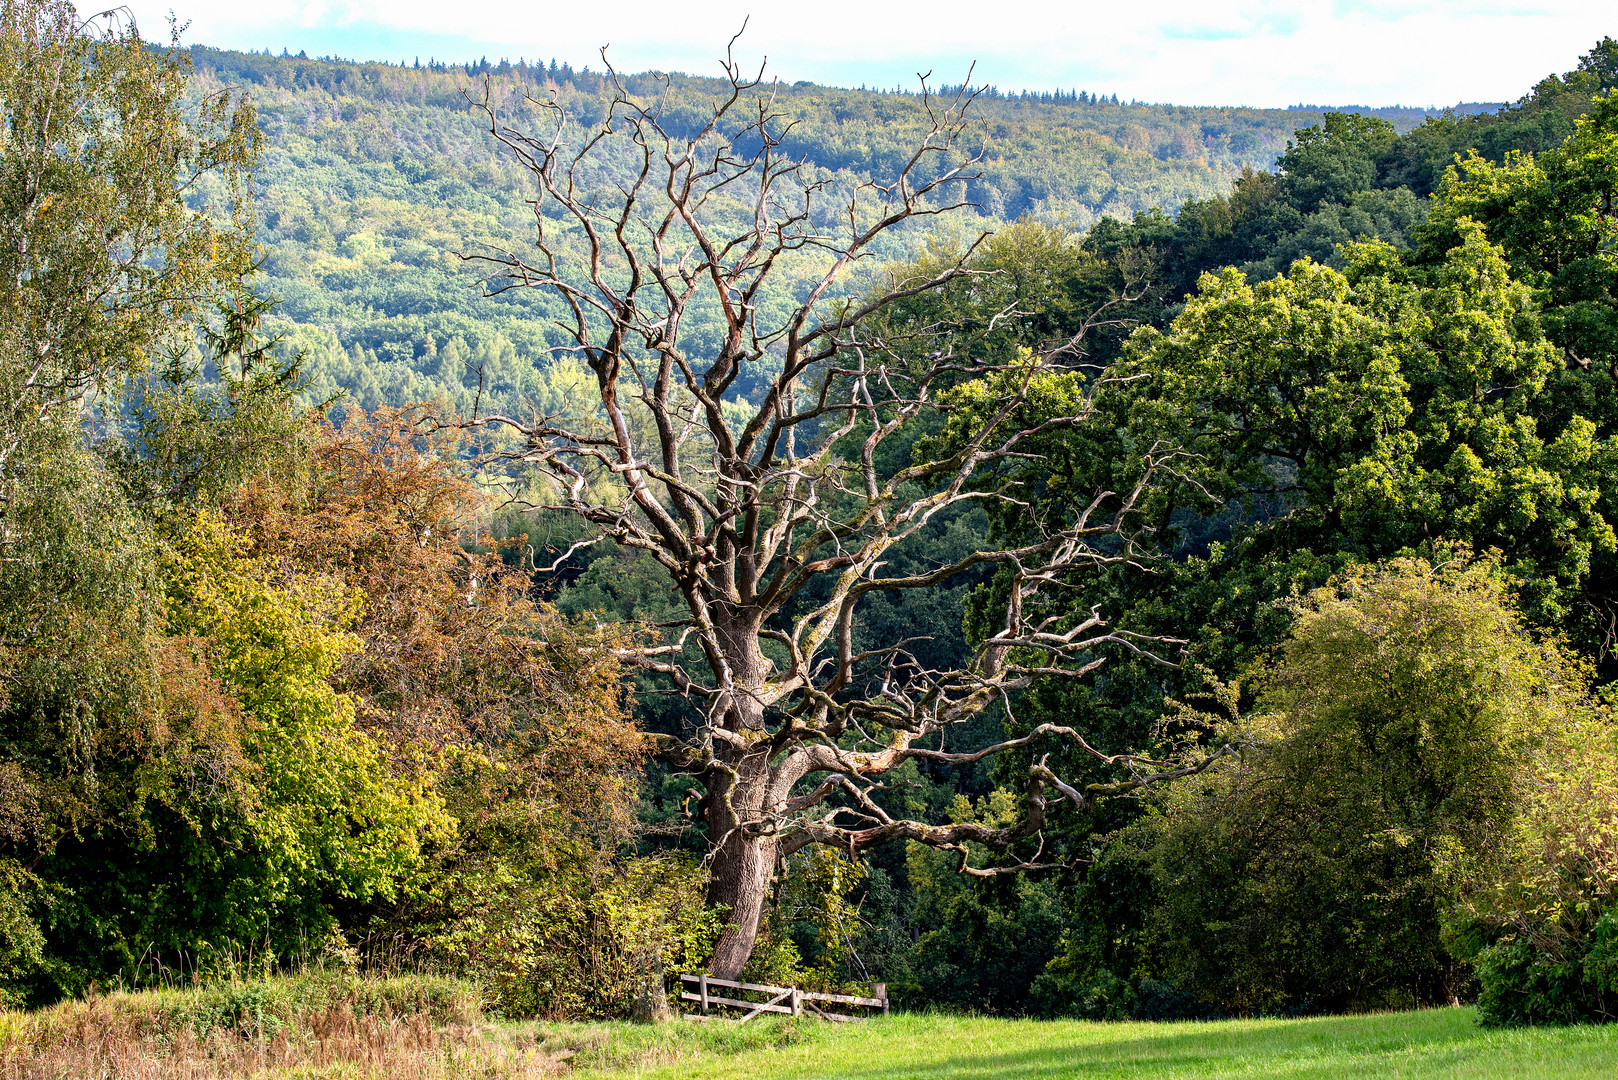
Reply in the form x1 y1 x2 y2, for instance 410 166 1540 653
134 0 1614 107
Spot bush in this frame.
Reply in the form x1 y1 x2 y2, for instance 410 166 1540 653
1444 709 1618 1024
417 850 725 1020
1472 916 1618 1025
1111 551 1588 1015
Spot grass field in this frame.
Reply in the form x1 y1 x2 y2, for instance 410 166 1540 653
5 982 1614 1078
554 1008 1618 1080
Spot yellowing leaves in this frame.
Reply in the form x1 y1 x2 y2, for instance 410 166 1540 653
162 509 452 916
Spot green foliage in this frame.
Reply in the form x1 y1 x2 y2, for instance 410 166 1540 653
1113 553 1589 1015
1122 228 1599 589
109 293 317 524
769 847 871 990
889 792 1066 1014
0 0 260 750
1419 93 1618 403
0 0 271 1003
1408 92 1618 659
163 509 454 931
429 851 724 1020
1025 212 1606 770
0 0 258 420
1277 113 1399 213
903 870 1066 1015
208 409 663 1018
1441 693 1618 1024
1472 921 1618 1027
1077 41 1618 367
0 856 43 1010
865 219 1119 368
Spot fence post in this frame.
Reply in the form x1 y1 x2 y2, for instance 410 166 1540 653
874 983 888 1015
791 986 802 1017
699 973 709 1015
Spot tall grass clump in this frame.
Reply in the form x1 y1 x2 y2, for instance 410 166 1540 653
0 970 568 1079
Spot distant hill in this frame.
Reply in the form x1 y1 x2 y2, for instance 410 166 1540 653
184 46 1501 414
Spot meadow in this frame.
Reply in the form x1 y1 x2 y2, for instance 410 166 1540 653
564 1010 1618 1080
4 979 1613 1080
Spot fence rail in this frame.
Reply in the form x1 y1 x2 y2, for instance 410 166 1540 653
678 974 889 1024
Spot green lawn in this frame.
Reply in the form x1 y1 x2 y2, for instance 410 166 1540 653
566 1008 1617 1079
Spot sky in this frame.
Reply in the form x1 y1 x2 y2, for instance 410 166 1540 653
122 0 1615 109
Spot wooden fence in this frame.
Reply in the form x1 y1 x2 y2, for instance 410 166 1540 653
678 974 889 1023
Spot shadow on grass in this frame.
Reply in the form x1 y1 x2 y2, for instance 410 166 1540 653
720 1010 1618 1080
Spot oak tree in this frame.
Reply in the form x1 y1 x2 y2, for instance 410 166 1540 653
458 44 1220 977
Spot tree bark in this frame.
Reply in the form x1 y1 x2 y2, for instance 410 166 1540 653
701 633 779 980
705 805 776 981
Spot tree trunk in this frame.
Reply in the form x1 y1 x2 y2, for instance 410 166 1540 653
701 617 780 980
630 948 674 1024
705 824 776 980
703 736 779 980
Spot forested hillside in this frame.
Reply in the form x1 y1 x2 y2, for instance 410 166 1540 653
183 46 1493 417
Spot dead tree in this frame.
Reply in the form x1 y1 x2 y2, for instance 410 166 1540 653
460 41 1223 979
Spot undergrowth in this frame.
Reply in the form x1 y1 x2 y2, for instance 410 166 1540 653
0 972 563 1079
0 970 837 1079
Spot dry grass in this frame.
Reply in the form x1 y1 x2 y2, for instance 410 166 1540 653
0 977 571 1080
0 974 836 1079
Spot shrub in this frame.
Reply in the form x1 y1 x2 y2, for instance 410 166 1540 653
1443 710 1618 1024
1116 551 1590 1015
419 850 725 1020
